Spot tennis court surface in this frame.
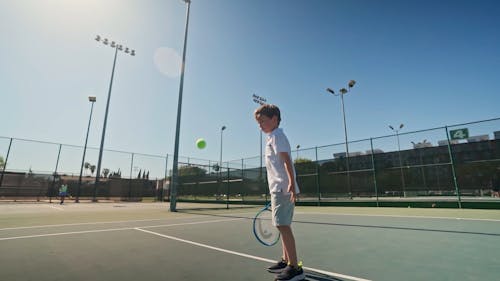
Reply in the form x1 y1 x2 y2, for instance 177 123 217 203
1 202 499 281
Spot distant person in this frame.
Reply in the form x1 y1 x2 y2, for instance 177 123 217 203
492 170 500 198
254 104 304 281
59 181 68 204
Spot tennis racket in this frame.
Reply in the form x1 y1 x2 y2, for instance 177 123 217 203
253 202 280 246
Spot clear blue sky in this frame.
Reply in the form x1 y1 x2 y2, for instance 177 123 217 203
1 0 499 175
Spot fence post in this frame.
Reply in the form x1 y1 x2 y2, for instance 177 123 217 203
226 163 230 209
49 144 62 203
0 138 13 188
369 138 379 207
445 126 462 208
128 153 134 201
241 158 244 179
315 146 320 206
163 154 169 202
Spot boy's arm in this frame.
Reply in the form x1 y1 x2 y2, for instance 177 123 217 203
279 152 296 202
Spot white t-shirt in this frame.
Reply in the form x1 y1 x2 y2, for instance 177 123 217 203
265 128 300 194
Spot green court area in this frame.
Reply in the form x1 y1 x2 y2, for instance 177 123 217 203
1 202 499 281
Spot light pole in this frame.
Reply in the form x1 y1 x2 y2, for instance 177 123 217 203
220 125 226 203
296 145 300 160
252 94 267 188
389 124 406 197
170 0 192 212
326 80 356 198
219 125 226 180
76 96 96 203
93 35 135 202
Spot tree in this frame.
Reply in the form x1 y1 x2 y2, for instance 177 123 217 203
0 156 4 169
294 158 317 174
84 162 91 176
103 168 110 178
90 165 96 175
178 165 207 177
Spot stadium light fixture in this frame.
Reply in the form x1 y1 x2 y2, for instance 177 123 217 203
93 35 135 202
389 123 406 197
326 80 356 198
76 96 96 203
170 0 192 211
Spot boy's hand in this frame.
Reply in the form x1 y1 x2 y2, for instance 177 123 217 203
288 184 297 202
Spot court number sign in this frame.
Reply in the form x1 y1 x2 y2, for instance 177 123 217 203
450 128 469 140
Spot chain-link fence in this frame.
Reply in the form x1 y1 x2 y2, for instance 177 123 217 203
1 117 499 206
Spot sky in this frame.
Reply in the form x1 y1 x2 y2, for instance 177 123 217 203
1 0 500 176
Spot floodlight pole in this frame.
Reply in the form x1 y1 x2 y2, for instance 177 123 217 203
170 0 191 212
76 96 96 203
389 124 406 197
326 80 356 198
0 138 12 188
220 126 226 207
252 94 267 202
219 126 226 181
93 35 135 202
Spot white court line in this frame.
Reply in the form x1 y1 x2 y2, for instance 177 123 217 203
0 218 242 241
0 210 257 231
47 205 64 211
0 218 168 231
296 211 500 222
0 227 131 241
135 227 372 281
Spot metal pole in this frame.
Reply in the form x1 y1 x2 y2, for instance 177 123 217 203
163 154 169 202
445 126 462 208
226 162 230 210
0 138 13 188
396 132 406 197
220 126 226 205
419 147 427 188
94 46 119 202
77 100 95 203
370 138 379 207
260 131 263 180
220 128 224 182
170 0 191 212
315 146 320 206
128 153 134 201
340 93 352 198
50 144 62 203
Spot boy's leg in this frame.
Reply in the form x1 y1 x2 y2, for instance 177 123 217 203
281 238 289 263
277 225 297 266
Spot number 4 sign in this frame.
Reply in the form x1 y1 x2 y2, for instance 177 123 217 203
450 128 469 140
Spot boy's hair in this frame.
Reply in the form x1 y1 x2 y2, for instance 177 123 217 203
254 104 281 125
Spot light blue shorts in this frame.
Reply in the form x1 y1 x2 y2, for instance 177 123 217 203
271 192 295 226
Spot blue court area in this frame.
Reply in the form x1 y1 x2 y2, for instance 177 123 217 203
1 202 499 281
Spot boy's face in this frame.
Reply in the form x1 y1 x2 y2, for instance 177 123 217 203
256 114 278 134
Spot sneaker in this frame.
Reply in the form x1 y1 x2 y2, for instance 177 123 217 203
267 259 288 273
275 265 305 281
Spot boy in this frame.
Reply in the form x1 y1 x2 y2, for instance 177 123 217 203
254 104 305 281
59 181 68 205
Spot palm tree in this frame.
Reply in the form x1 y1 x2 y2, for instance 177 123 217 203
103 168 110 178
0 156 4 169
90 165 96 176
84 162 91 176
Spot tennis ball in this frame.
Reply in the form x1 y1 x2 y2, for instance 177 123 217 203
196 138 206 149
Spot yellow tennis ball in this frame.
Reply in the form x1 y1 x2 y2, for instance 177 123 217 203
196 138 206 149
